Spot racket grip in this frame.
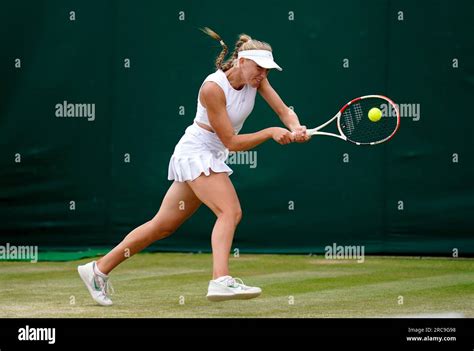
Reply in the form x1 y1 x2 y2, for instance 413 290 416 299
291 130 311 137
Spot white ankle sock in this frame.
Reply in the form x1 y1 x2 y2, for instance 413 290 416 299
93 262 108 278
214 275 232 282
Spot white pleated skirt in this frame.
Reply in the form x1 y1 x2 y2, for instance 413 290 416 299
167 122 233 182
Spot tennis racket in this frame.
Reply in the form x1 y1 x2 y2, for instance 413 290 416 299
300 95 400 145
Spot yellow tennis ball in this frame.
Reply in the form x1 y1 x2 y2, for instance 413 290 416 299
368 107 382 122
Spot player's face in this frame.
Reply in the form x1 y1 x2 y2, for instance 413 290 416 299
241 59 268 88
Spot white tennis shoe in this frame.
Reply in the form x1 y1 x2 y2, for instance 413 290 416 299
206 275 262 301
77 261 114 306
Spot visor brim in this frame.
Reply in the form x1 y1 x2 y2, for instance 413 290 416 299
249 57 283 71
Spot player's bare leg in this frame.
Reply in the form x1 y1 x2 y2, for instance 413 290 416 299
78 181 201 305
186 171 261 301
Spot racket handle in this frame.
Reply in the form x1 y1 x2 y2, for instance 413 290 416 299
291 130 311 138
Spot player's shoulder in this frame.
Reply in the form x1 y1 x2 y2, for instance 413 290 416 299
201 81 225 97
200 81 225 108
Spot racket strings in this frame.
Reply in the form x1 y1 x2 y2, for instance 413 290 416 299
340 98 399 144
344 110 356 134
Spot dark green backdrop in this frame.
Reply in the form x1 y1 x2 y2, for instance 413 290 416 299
1 0 473 255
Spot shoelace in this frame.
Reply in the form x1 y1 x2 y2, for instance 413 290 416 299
95 275 115 297
226 277 248 289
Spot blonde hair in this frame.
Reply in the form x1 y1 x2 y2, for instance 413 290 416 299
200 27 273 72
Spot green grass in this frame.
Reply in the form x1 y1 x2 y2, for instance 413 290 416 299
0 253 473 318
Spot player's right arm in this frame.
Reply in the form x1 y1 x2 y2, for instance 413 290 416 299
200 82 293 151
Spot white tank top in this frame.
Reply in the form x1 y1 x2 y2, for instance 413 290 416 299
194 70 257 134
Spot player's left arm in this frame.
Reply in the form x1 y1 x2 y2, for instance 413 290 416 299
258 78 309 142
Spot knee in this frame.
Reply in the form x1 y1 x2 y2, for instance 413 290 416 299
147 220 176 241
219 208 242 226
235 208 242 224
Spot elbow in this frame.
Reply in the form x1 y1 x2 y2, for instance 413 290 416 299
225 142 240 152
222 137 239 151
222 139 234 150
226 140 247 152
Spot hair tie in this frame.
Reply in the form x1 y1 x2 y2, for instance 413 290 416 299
219 40 225 46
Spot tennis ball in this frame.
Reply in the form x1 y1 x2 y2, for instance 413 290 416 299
368 107 382 122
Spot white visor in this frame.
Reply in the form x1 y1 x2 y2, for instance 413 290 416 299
237 50 282 71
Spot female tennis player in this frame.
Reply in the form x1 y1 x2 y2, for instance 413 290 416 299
78 28 309 305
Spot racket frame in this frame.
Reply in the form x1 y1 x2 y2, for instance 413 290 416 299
306 95 400 145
